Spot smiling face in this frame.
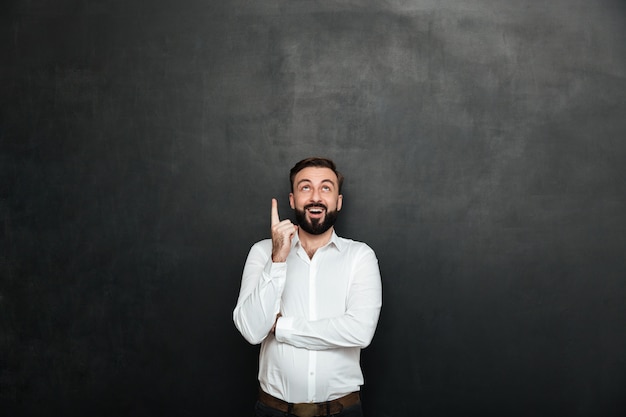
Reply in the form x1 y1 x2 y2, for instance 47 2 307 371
289 167 343 236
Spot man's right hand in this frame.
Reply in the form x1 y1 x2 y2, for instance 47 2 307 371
271 198 297 263
271 313 282 334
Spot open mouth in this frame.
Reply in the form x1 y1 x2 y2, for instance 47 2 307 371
305 205 326 218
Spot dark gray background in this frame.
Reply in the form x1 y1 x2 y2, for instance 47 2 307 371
1 0 625 416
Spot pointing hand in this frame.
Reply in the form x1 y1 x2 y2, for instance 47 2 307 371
271 198 297 263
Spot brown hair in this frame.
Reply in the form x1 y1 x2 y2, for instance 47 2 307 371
289 157 344 193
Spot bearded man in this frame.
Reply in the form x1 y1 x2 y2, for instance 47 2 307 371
234 157 382 417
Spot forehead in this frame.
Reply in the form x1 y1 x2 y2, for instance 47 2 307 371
293 167 338 184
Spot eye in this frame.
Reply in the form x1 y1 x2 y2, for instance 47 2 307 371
322 185 331 191
301 185 310 191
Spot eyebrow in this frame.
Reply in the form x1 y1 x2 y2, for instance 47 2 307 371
296 179 336 187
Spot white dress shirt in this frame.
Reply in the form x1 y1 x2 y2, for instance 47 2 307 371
233 231 382 403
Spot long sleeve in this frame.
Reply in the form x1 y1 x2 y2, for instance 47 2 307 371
274 245 382 350
233 240 286 345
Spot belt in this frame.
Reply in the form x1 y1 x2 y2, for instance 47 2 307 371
258 389 360 417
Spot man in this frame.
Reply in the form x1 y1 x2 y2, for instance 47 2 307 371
233 157 382 417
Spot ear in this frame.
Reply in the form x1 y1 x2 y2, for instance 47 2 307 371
337 194 343 211
289 193 295 209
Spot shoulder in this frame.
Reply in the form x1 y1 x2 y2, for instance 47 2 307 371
335 235 377 258
250 238 272 252
243 239 273 265
247 238 273 258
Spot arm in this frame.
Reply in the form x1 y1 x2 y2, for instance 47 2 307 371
233 241 286 345
233 199 296 345
275 247 382 350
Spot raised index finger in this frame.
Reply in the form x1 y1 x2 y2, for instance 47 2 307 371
271 198 280 226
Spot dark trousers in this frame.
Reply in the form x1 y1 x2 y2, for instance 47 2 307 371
254 400 364 417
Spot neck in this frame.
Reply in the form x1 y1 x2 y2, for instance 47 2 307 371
298 228 334 258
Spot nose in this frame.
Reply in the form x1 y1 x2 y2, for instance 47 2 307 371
310 188 321 202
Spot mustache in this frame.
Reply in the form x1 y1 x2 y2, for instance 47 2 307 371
304 203 327 211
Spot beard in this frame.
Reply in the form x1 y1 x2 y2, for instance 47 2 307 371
294 204 339 235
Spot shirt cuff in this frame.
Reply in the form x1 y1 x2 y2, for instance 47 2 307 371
262 258 287 283
274 316 295 342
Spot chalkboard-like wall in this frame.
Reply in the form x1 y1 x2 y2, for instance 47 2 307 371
1 1 625 416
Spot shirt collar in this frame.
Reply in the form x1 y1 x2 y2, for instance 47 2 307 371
293 229 343 252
